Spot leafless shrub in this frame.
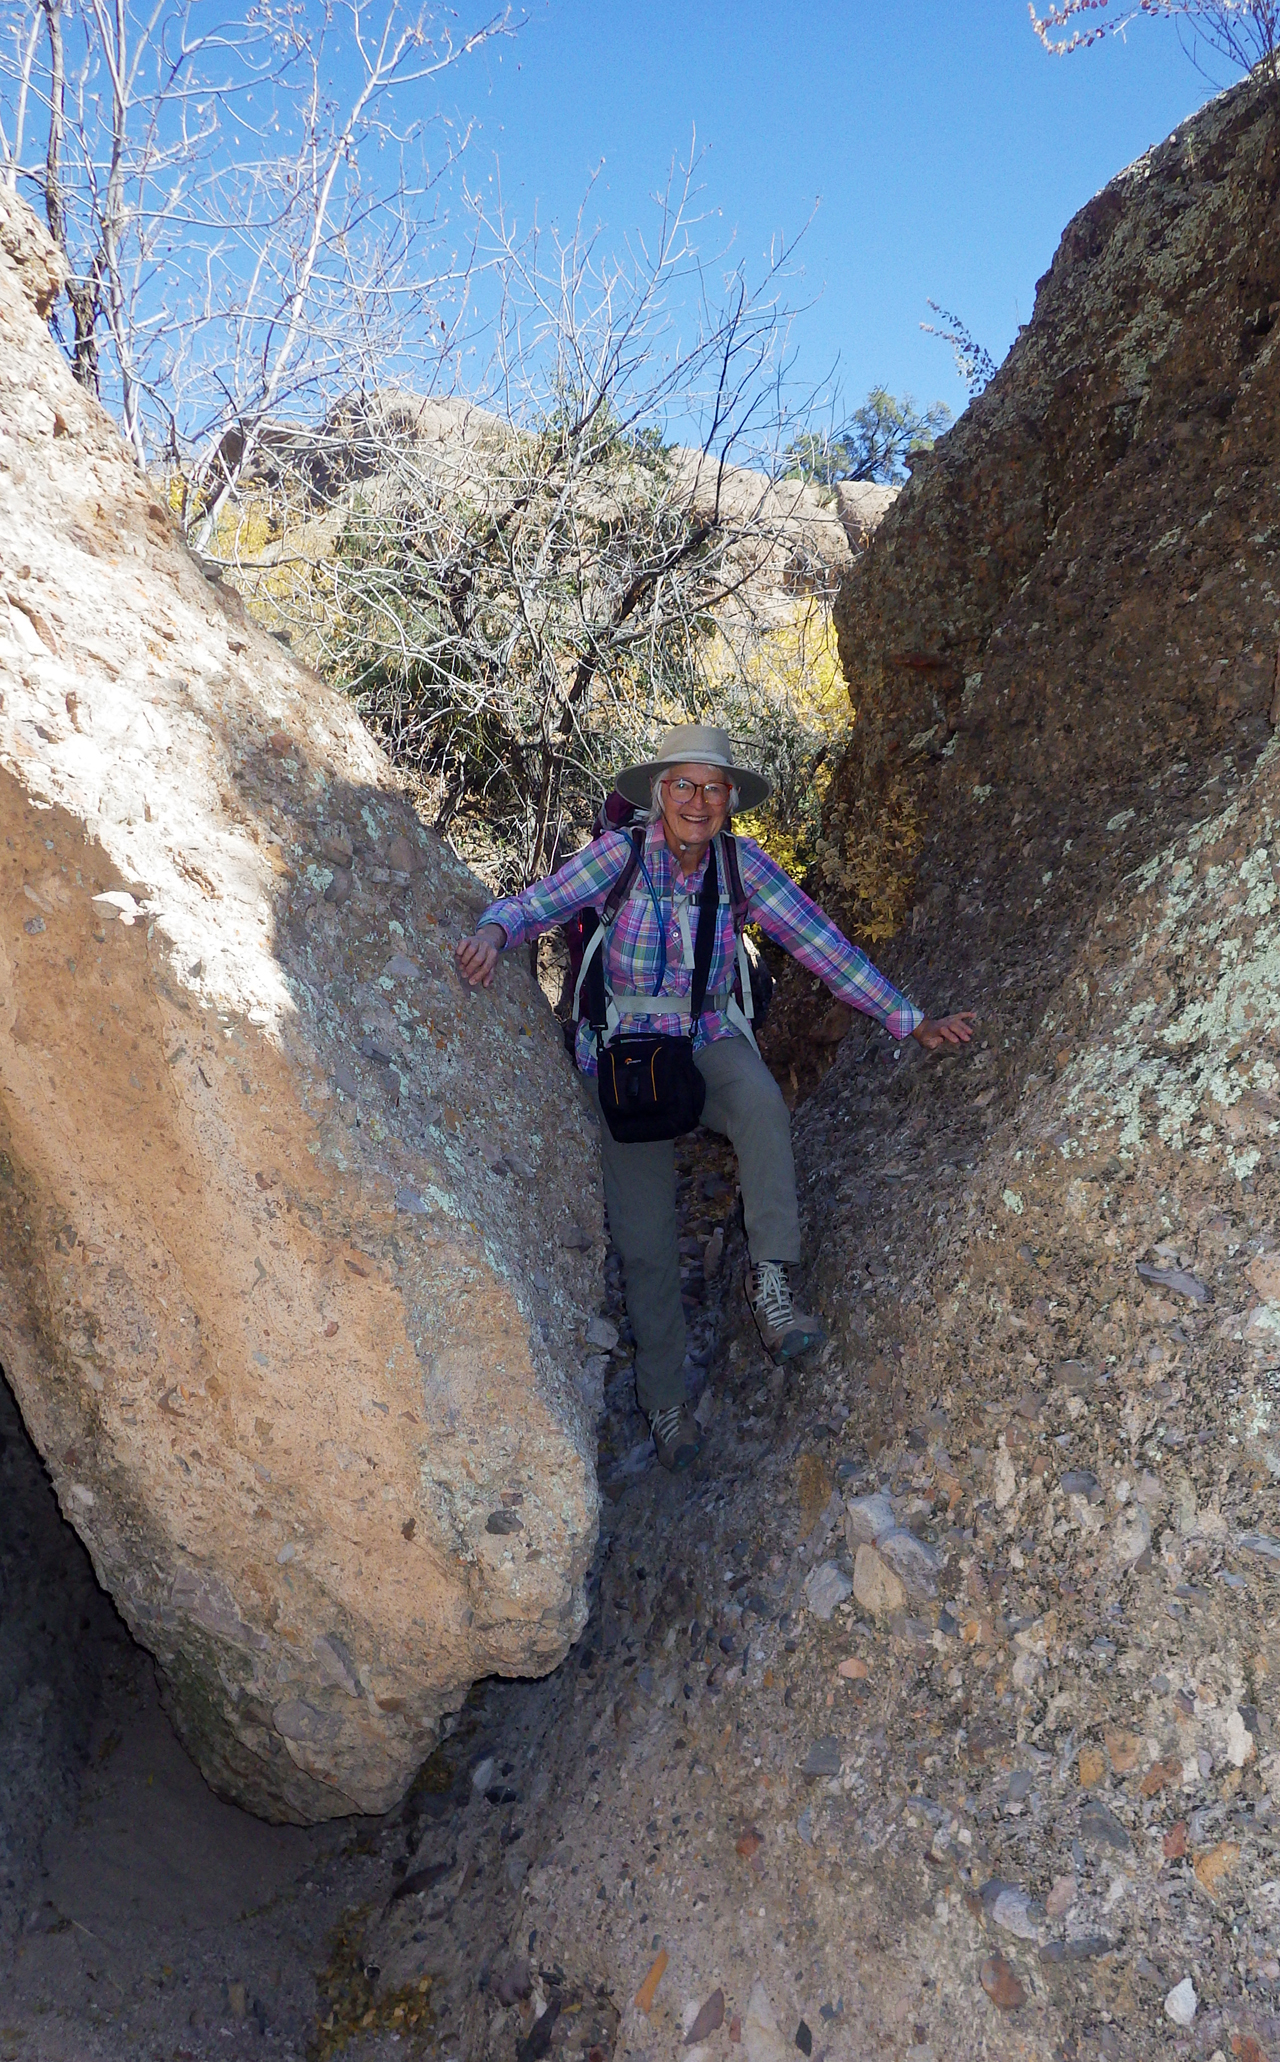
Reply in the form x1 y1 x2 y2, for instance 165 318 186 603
1029 0 1280 81
920 302 998 399
0 1 516 495
236 160 838 890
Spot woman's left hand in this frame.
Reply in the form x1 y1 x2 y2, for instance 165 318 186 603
912 1011 976 1051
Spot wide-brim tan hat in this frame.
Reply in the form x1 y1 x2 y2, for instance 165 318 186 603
615 724 772 813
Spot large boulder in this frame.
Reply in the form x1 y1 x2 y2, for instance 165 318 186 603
0 189 603 1823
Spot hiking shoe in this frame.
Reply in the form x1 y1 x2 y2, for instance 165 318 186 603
649 1404 701 1471
746 1260 826 1364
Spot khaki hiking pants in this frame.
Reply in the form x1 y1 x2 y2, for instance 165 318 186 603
593 1033 800 1417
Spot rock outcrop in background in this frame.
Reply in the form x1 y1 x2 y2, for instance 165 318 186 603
229 386 897 640
0 187 603 1824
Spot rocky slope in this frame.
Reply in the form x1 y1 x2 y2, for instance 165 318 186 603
5 62 1280 2062
0 186 603 1826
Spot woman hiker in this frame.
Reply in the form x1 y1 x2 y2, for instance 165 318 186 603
455 725 973 1472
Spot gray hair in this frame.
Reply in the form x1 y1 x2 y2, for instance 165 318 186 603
647 770 739 822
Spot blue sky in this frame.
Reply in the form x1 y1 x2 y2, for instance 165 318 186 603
436 0 1215 427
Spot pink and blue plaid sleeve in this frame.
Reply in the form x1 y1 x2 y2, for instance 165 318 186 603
739 838 924 1038
478 832 633 949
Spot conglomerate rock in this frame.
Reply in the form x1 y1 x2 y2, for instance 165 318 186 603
0 187 603 1824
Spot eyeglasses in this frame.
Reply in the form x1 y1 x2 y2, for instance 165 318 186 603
664 777 731 805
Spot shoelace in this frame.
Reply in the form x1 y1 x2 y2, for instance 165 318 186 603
751 1259 792 1329
649 1405 688 1446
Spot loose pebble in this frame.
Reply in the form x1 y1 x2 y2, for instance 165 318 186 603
851 1542 905 1616
804 1560 853 1620
844 1491 894 1543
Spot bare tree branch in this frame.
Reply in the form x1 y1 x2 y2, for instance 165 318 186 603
1029 0 1280 79
0 0 517 489
224 159 833 889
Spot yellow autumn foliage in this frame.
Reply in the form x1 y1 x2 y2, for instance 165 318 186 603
706 599 853 878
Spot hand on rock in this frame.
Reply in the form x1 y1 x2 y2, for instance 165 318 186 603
911 1010 976 1052
455 924 504 988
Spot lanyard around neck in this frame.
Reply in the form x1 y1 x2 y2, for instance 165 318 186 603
636 847 667 996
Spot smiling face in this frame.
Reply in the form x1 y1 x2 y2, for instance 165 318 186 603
658 761 733 854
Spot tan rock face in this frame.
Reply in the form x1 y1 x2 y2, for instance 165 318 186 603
0 189 603 1823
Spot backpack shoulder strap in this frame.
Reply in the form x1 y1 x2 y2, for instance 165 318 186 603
689 838 719 1031
720 830 751 931
716 832 761 1054
575 830 645 1034
602 828 643 923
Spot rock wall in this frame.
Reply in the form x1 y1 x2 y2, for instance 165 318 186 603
763 75 1280 2042
0 189 603 1824
766 67 1280 1103
792 60 1280 1426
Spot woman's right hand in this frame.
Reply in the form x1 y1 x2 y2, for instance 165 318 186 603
455 923 505 988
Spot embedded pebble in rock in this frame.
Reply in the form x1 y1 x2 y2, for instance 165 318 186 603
1108 1503 1152 1568
1077 1744 1106 1788
1058 1468 1100 1500
584 1316 619 1352
633 1950 667 2015
1192 1839 1239 1896
683 1988 725 2045
992 1445 1016 1510
803 1560 853 1621
743 1981 791 2062
1164 1978 1198 2027
979 1956 1025 2012
843 1490 894 1543
851 1541 906 1616
989 1888 1040 1940
800 1735 843 1780
1078 1799 1132 1852
876 1526 943 1597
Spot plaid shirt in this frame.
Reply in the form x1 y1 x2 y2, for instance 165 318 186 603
479 822 923 1074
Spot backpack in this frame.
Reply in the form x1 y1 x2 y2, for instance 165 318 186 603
560 791 773 1054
